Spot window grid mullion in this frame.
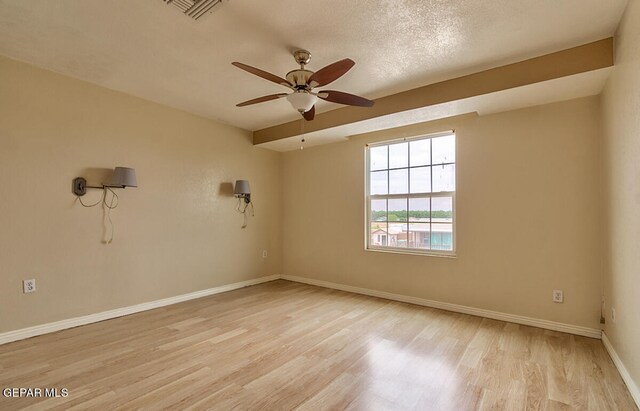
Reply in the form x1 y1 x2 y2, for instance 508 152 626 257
386 146 390 222
407 142 411 194
406 143 410 242
382 162 453 172
370 191 454 200
429 139 433 250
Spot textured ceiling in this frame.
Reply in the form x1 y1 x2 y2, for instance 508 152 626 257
0 0 628 131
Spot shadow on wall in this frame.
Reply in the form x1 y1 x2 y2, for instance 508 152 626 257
219 182 235 197
74 167 115 188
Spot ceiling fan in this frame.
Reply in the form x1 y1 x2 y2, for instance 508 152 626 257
232 50 374 121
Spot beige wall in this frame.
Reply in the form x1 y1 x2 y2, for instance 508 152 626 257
602 0 640 392
282 97 602 329
0 11 635 396
0 56 281 333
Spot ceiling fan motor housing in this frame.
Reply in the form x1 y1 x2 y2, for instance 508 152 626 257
286 69 313 89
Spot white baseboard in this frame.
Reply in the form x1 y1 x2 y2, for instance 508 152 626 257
281 275 602 339
0 273 604 346
602 332 640 407
0 275 280 346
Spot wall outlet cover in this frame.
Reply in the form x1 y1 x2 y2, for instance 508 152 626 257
552 289 564 303
23 279 36 293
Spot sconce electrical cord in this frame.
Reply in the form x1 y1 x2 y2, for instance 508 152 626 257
75 187 119 243
77 190 105 208
235 198 255 229
103 188 118 244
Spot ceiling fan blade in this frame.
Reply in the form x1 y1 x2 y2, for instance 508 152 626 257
307 58 355 88
232 62 291 88
317 90 374 107
302 105 315 121
236 93 288 107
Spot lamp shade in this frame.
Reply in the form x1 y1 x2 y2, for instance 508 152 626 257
110 167 137 188
286 92 317 113
234 180 250 195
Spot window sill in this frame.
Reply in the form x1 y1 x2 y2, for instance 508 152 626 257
365 246 457 259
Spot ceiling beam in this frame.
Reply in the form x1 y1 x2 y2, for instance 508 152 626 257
253 38 613 145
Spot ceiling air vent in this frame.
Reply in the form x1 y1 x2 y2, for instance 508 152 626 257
162 0 224 20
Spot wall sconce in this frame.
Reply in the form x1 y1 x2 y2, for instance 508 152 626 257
72 167 138 244
234 180 254 228
73 167 138 196
233 180 251 203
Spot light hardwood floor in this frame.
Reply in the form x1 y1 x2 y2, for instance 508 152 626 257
0 280 637 410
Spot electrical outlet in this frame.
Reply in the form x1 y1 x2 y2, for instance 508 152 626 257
262 250 268 258
552 289 563 303
611 307 616 323
23 279 36 293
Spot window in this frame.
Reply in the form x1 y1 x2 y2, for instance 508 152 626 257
366 132 455 256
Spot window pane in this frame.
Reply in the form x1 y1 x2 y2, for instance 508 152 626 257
389 142 408 169
370 171 388 195
371 199 387 222
366 134 455 254
370 146 388 171
370 221 388 247
410 139 430 167
432 135 455 164
408 223 430 249
431 224 453 251
431 197 453 221
388 222 408 248
388 198 408 222
409 198 430 222
409 166 431 193
389 169 408 194
432 164 455 192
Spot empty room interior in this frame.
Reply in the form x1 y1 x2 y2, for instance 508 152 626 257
1 0 639 409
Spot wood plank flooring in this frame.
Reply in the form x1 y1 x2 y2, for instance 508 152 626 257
0 280 637 410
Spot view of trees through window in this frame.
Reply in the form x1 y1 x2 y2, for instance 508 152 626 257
366 133 455 253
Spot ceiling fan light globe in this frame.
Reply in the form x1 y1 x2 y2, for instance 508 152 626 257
286 92 318 113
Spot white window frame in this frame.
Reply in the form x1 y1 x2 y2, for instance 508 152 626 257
365 131 456 257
